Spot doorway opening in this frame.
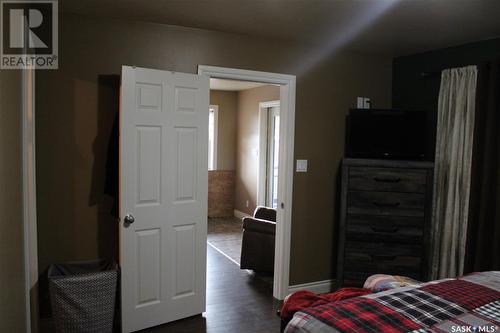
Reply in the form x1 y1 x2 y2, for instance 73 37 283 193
207 78 280 289
199 65 296 300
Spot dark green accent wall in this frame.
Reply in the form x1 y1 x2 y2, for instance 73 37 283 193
392 38 500 159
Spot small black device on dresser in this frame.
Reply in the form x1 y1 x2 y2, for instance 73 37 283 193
336 158 434 287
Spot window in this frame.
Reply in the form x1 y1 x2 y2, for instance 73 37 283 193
208 105 218 171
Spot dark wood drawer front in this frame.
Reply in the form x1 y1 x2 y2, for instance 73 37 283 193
344 256 422 286
346 241 422 257
346 215 423 243
348 191 425 217
345 254 421 275
344 247 422 286
349 167 427 193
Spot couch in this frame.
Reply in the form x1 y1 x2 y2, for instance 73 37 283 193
240 206 277 273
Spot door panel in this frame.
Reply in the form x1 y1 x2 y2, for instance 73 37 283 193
173 224 196 298
175 127 197 201
136 126 161 205
175 87 197 112
136 228 161 305
121 66 208 332
136 83 162 111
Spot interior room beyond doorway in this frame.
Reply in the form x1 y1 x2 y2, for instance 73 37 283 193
207 78 281 285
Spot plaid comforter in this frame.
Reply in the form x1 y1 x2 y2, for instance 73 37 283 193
285 271 500 333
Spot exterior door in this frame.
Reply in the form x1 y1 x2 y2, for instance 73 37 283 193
266 106 280 208
120 66 209 332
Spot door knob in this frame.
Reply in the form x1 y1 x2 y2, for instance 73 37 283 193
124 214 135 225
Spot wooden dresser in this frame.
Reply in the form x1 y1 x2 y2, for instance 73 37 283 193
336 158 434 287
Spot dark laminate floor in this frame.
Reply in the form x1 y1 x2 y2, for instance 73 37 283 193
207 217 243 264
144 245 282 333
208 217 274 286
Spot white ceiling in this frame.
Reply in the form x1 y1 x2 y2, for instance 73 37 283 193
210 79 270 91
60 0 500 56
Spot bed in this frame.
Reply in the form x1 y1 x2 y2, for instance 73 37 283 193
284 271 500 333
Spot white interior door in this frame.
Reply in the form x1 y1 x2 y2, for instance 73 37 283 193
120 66 209 332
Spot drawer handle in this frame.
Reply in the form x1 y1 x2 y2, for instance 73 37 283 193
371 226 399 233
373 202 400 208
371 255 396 262
374 177 402 183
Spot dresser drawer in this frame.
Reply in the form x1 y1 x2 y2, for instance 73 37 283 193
344 254 422 276
346 215 424 243
347 191 425 217
345 240 422 257
344 244 422 285
344 254 422 286
349 167 427 193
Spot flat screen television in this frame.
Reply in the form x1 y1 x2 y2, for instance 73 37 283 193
346 109 428 160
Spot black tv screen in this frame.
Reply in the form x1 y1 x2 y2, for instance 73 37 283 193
346 109 428 160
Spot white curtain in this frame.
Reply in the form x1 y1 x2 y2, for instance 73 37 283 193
432 65 477 279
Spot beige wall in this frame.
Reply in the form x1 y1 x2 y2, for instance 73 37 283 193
36 13 392 286
235 85 280 215
210 86 280 217
0 70 27 331
210 90 237 170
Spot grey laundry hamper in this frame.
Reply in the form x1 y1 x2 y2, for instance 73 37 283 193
48 259 118 333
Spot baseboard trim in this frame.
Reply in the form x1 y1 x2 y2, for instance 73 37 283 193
288 279 336 294
233 209 250 219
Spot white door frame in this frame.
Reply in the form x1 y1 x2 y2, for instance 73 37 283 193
257 100 280 207
208 104 219 171
198 65 295 300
